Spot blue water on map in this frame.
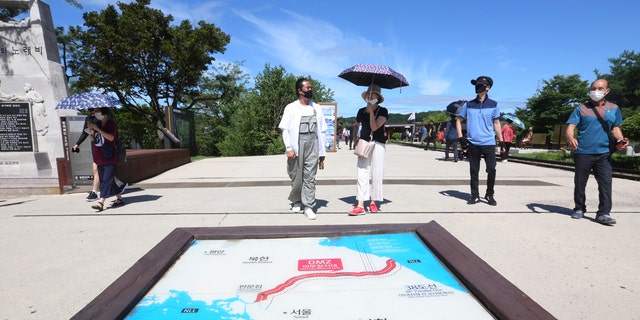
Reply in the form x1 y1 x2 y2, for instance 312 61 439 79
319 232 466 292
126 291 251 319
125 233 466 319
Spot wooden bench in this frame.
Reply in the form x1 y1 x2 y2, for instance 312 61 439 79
531 133 547 148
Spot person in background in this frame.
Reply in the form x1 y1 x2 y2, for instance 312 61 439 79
349 84 388 216
349 121 358 149
501 119 516 162
565 78 628 226
336 122 343 149
521 127 533 147
444 114 459 162
278 78 327 220
72 108 128 201
424 120 437 150
420 125 427 147
456 76 505 206
86 108 124 211
437 127 445 144
342 125 350 150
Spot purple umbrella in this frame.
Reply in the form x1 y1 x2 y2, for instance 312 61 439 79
338 64 409 89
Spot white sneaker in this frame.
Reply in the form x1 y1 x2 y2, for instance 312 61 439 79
501 159 508 163
303 207 317 220
291 202 302 213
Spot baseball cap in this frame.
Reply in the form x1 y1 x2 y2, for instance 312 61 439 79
470 76 493 87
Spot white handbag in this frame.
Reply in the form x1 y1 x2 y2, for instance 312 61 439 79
354 138 375 158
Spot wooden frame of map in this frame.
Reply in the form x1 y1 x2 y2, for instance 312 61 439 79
72 221 554 320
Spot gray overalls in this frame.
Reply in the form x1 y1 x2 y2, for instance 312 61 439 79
287 112 319 208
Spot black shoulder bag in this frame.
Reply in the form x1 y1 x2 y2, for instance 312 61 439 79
589 102 617 154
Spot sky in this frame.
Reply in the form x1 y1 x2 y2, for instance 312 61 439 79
43 0 640 118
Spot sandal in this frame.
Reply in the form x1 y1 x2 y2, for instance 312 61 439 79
110 198 125 207
91 201 104 212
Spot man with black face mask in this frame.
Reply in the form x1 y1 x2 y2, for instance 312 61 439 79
278 78 327 220
456 76 505 205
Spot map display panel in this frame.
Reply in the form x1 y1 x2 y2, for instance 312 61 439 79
125 232 494 319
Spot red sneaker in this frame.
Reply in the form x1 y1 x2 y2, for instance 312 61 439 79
348 206 365 216
369 202 379 213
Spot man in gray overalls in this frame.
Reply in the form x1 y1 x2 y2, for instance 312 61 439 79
278 78 327 220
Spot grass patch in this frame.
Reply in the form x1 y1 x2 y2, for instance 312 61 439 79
515 150 640 170
191 155 212 162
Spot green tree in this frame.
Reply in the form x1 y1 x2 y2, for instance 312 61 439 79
596 50 640 114
620 112 640 141
525 74 588 133
68 0 230 147
194 62 250 156
55 26 82 86
421 111 450 125
216 64 334 156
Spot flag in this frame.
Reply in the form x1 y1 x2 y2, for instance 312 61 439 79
407 112 415 121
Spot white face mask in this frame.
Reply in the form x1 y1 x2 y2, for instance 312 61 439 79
365 98 378 105
94 112 104 120
588 90 606 102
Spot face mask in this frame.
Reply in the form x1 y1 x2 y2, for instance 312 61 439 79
94 112 104 120
366 98 378 105
475 84 486 94
303 90 313 99
588 90 606 101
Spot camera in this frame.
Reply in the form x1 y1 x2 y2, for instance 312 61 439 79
87 115 100 124
616 137 629 150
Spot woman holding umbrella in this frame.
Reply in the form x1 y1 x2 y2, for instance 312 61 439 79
86 107 124 211
349 85 388 215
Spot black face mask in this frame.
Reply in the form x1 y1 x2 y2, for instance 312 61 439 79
475 84 486 94
303 90 313 99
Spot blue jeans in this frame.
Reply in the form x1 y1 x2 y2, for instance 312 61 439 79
467 143 497 197
445 138 459 160
97 163 118 198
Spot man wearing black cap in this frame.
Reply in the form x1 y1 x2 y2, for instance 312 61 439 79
456 76 505 205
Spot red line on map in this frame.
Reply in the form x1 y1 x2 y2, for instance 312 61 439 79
254 259 396 302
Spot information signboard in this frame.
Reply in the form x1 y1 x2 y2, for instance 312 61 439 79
318 102 337 152
0 102 33 152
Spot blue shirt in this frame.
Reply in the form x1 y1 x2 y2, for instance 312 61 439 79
458 96 500 146
566 101 623 154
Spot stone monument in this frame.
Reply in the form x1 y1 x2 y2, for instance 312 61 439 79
0 0 73 196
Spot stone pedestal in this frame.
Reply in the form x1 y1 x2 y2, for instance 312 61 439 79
0 0 72 196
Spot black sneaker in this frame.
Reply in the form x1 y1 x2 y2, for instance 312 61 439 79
467 196 480 205
596 214 616 226
484 194 497 206
86 191 98 202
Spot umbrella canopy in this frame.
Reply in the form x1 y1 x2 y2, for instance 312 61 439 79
55 92 120 110
338 64 409 89
502 114 526 129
